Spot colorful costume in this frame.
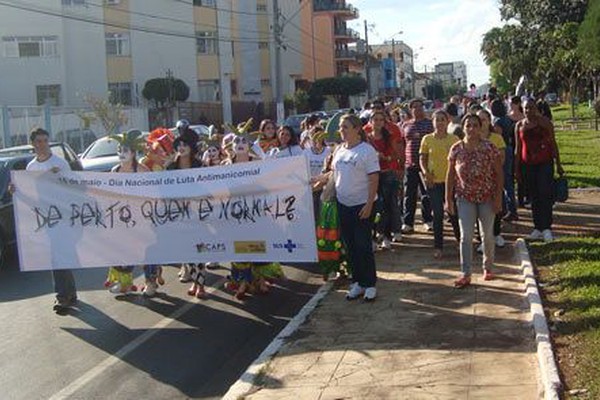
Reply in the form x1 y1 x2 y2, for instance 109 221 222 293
105 266 137 294
140 128 175 171
316 201 349 278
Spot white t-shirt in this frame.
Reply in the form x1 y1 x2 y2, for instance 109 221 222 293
332 142 380 207
304 146 331 177
26 154 71 172
267 145 304 159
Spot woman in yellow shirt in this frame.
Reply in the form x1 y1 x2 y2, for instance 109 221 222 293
419 110 460 258
477 109 506 248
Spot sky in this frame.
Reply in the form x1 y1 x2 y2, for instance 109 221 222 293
347 0 505 86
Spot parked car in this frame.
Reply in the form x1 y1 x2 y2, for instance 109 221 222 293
55 128 98 154
79 133 149 172
0 142 83 171
170 124 210 138
0 142 82 268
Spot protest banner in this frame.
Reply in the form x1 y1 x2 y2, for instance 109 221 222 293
12 156 317 271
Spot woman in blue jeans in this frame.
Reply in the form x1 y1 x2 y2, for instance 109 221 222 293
446 114 503 288
515 99 564 242
314 114 380 301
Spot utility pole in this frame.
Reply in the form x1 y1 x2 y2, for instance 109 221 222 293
364 19 371 99
391 38 397 96
273 0 284 124
166 68 174 126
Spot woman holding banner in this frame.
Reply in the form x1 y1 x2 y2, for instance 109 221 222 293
165 128 205 297
314 114 380 301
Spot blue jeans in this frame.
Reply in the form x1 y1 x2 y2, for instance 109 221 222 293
403 166 432 227
524 162 554 230
428 183 460 249
377 171 400 239
457 198 495 276
53 269 77 302
338 202 377 288
503 147 517 215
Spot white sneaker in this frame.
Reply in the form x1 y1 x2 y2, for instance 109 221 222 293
179 264 192 282
372 240 379 252
423 222 433 232
143 281 157 297
380 237 392 250
346 282 365 300
401 224 414 234
363 287 377 301
391 232 402 242
542 229 554 242
528 229 543 240
476 243 483 254
495 235 506 248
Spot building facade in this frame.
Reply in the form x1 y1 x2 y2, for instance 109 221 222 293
434 61 467 91
370 41 414 98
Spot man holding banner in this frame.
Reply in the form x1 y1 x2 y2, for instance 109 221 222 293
24 128 78 313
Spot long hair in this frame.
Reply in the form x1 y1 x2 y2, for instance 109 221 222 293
369 110 391 145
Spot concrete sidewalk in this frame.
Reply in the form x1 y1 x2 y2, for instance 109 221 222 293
235 232 540 399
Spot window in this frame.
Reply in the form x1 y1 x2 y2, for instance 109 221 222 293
261 79 271 87
197 80 220 102
257 3 268 12
196 31 217 54
105 0 120 5
108 82 132 105
62 0 86 5
105 33 130 56
230 79 237 96
193 0 215 7
2 36 58 58
258 42 269 50
36 85 61 106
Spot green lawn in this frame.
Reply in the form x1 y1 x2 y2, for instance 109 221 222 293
531 237 600 398
552 104 596 121
554 129 600 188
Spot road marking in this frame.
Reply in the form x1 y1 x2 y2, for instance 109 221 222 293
222 279 333 400
48 277 227 400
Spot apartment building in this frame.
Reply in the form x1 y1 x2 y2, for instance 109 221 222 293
0 0 303 116
434 61 468 91
298 0 360 81
370 41 414 98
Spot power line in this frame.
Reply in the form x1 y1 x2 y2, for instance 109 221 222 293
77 0 272 36
0 0 273 44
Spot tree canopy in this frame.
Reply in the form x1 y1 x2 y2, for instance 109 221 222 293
309 75 367 108
142 77 190 108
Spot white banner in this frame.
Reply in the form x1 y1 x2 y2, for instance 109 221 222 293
12 156 317 271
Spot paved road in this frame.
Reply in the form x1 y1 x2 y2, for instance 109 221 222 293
0 247 321 399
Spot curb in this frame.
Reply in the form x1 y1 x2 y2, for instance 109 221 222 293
222 279 334 400
516 238 562 400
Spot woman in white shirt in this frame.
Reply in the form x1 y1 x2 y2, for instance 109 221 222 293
315 114 380 301
267 125 304 159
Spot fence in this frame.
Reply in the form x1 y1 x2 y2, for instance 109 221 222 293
0 105 149 153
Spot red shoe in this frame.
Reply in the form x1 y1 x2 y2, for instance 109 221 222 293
195 285 206 299
483 269 494 281
187 285 197 296
454 276 471 288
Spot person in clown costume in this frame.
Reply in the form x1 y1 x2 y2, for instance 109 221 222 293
254 119 279 154
221 119 283 299
140 127 175 171
104 129 165 296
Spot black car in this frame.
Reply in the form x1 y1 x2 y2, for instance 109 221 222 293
0 142 82 268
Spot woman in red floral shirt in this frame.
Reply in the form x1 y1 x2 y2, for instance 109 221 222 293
445 114 503 288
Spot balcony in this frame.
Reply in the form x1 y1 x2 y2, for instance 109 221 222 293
334 27 360 41
313 1 359 19
335 48 358 60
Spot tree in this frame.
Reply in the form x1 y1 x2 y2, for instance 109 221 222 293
310 75 367 108
77 94 128 135
578 0 600 100
142 77 190 108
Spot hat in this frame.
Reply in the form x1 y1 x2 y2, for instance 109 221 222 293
175 119 190 129
109 129 146 152
173 128 199 153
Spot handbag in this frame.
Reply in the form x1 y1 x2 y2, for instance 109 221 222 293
553 176 568 202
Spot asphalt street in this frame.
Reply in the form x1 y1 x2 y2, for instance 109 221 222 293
0 247 322 399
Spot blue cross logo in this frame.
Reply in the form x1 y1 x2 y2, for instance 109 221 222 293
283 239 297 253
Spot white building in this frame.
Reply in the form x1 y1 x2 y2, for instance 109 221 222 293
0 0 303 114
434 61 467 91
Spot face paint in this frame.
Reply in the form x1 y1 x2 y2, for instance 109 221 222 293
207 146 220 160
117 146 134 162
233 136 249 154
